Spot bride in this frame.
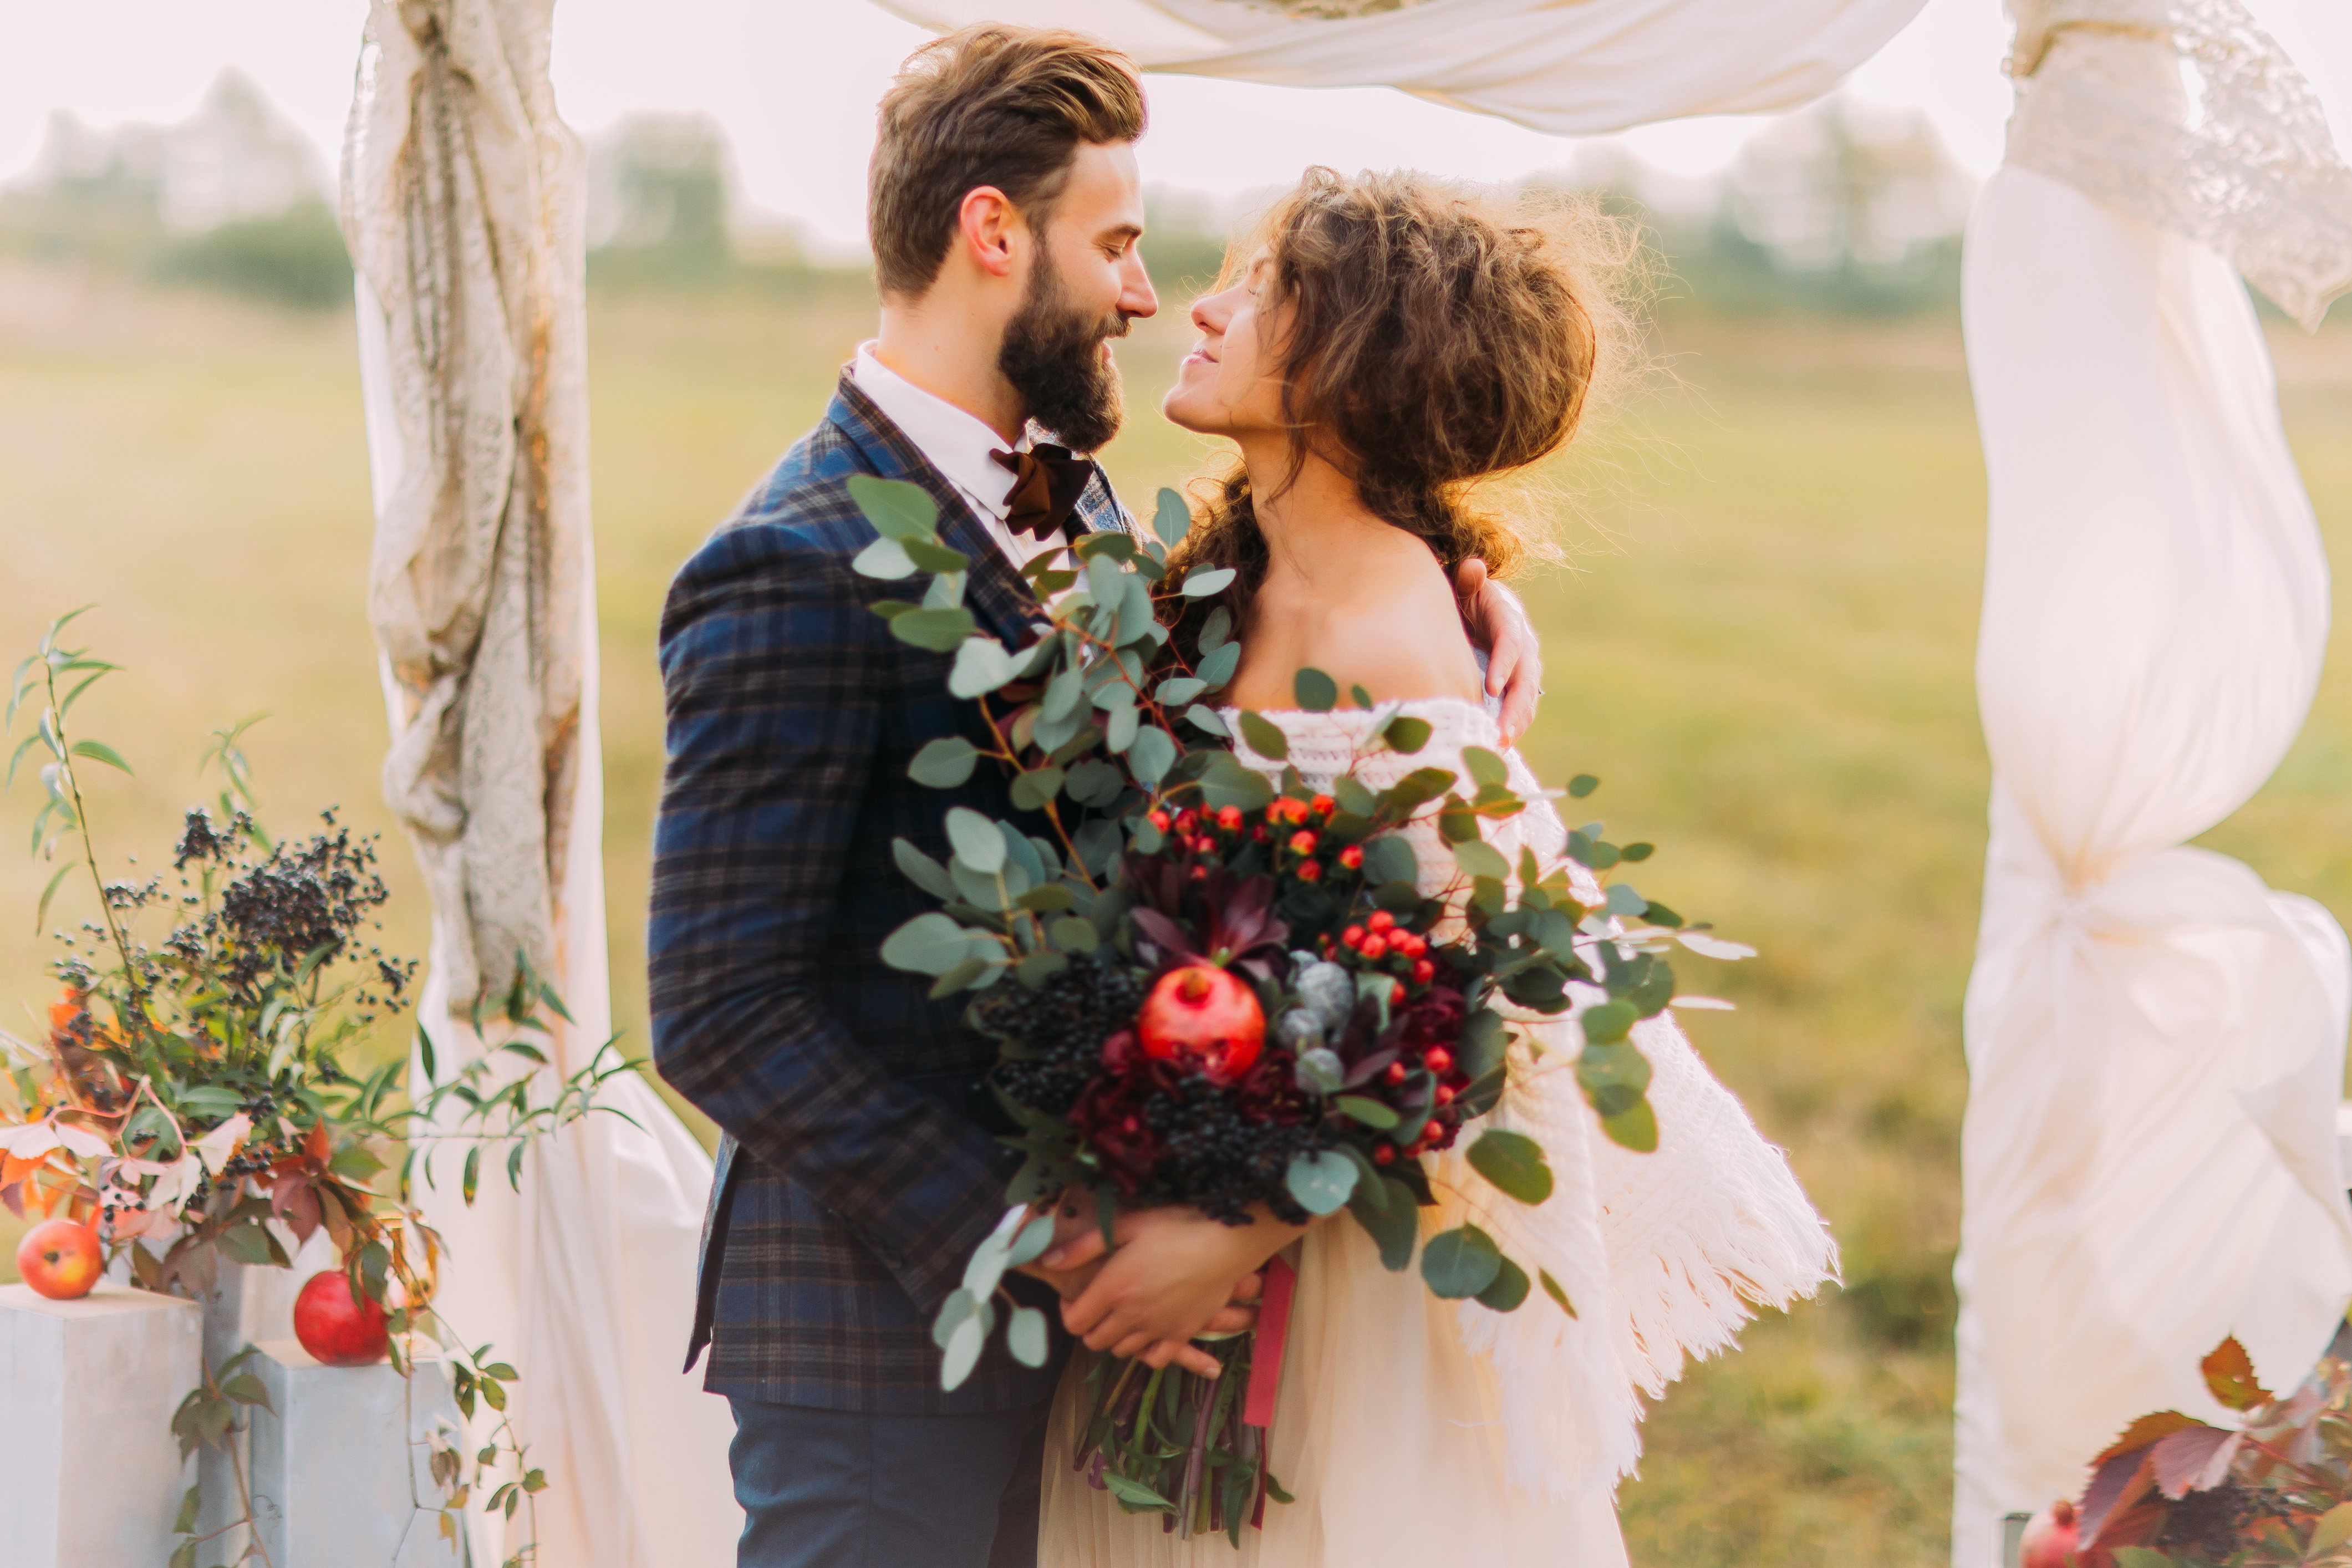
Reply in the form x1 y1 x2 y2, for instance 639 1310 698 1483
1032 167 1835 1564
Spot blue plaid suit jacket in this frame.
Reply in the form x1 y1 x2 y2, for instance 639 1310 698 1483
650 375 1131 1413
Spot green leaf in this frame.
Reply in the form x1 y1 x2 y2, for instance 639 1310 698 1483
1347 1175 1419 1271
68 739 131 775
1102 1471 1173 1510
33 860 75 935
1180 567 1236 598
1600 1099 1658 1153
1581 1001 1637 1043
1007 1305 1051 1368
882 912 981 976
903 537 971 574
1467 1129 1555 1204
1381 715 1432 754
1621 842 1654 863
1475 1255 1531 1312
1333 1094 1399 1131
1605 883 1649 918
1198 605 1234 653
889 607 980 654
1015 882 1076 913
1538 1267 1579 1317
1194 750 1274 812
852 537 918 579
1360 836 1418 886
221 1372 274 1412
945 807 1007 874
1421 1224 1503 1299
218 1224 276 1266
2306 1503 2352 1555
1450 838 1510 882
1284 1149 1360 1216
2107 1552 2178 1568
1155 676 1206 706
892 838 956 899
1293 668 1338 712
1126 726 1177 787
1008 766 1065 811
1183 704 1231 739
928 957 990 997
1567 773 1600 798
1237 711 1289 761
1016 950 1069 987
171 1542 197 1568
948 637 1018 698
848 473 940 540
1152 487 1192 548
1049 916 1099 953
1105 702 1140 754
1195 641 1240 689
172 1484 201 1536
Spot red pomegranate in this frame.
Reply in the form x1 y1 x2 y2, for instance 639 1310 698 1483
293 1268 391 1366
16 1217 101 1300
2019 1499 2079 1568
1138 965 1265 1082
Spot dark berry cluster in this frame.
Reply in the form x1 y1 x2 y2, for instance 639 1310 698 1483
977 953 1145 1121
164 810 405 1006
1134 1072 1318 1227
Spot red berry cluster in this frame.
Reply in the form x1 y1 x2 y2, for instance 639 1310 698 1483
1322 909 1438 997
1149 794 1348 884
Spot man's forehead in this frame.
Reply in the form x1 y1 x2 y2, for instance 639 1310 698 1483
1061 142 1146 229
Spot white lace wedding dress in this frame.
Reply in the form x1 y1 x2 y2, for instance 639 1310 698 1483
1039 700 1837 1565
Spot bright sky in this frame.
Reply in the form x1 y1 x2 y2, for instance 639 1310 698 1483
2 0 2346 255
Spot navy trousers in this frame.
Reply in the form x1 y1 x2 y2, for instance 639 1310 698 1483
727 1396 1051 1568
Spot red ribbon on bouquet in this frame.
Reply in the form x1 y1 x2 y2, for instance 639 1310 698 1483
1243 1252 1297 1429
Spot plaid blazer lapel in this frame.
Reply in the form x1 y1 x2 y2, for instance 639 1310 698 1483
826 376 1046 651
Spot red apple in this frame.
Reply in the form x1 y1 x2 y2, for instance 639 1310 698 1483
1138 965 1265 1082
15 1217 101 1300
293 1268 391 1366
2020 1499 2079 1568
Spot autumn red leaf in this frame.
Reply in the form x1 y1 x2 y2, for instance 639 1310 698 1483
2201 1336 2273 1412
2147 1422 2239 1499
2090 1409 2204 1468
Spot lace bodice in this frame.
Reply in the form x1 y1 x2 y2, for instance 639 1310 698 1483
2005 0 2352 329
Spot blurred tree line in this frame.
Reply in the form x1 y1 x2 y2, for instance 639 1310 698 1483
1 76 1978 320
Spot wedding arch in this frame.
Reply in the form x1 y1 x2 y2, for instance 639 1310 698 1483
335 2 2352 1565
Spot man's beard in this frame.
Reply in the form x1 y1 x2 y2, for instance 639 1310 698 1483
999 250 1128 454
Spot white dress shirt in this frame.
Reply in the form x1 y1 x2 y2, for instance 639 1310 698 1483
850 342 1071 573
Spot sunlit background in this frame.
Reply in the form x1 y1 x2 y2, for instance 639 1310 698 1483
2 2 2349 1561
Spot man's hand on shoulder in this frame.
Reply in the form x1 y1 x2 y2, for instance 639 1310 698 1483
1452 557 1544 747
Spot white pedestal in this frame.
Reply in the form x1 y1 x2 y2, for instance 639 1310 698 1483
0 1282 201 1568
247 1339 464 1567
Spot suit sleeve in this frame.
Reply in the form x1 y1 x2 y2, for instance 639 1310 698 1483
648 523 1013 1313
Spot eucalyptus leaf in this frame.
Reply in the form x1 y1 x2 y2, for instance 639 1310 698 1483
903 536 971 574
1347 1174 1419 1271
1451 839 1510 882
1466 1129 1555 1204
1421 1224 1503 1299
881 913 980 976
1184 705 1231 739
1153 486 1192 548
1007 1305 1051 1368
908 736 979 788
851 537 918 579
849 473 941 540
941 1310 988 1390
1475 1255 1531 1312
1600 1099 1659 1153
889 607 979 653
1050 916 1100 953
1042 665 1085 722
1127 726 1177 787
1293 667 1338 712
1284 1149 1360 1216
1605 883 1650 918
945 808 1007 874
1155 676 1207 705
1461 746 1509 788
1382 715 1432 754
1334 1094 1399 1131
1237 711 1289 761
1180 566 1237 598
890 838 956 899
1007 767 1065 811
1195 641 1241 688
947 637 1019 698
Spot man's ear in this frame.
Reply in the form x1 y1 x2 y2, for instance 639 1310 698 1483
956 186 1022 281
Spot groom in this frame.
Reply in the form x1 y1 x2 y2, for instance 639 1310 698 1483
650 24 1543 1568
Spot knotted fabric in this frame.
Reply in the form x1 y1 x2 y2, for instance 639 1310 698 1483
990 443 1093 542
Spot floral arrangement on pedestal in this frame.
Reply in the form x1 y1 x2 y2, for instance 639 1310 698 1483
2019 1329 2352 1567
1 610 632 1568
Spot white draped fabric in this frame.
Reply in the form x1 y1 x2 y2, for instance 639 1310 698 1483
1952 8 2352 1561
341 3 738 1564
869 0 1930 138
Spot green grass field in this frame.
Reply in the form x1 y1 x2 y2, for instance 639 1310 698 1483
2 262 2346 1564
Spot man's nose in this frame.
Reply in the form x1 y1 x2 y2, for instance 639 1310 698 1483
1120 251 1159 320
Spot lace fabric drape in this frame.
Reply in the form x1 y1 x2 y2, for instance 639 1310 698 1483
2006 0 2352 329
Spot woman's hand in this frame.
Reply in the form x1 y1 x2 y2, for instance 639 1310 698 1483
1452 556 1544 746
1055 1205 1306 1374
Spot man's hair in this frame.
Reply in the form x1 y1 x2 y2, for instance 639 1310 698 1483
869 26 1146 298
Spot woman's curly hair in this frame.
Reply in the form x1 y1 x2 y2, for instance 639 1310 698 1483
1163 167 1644 634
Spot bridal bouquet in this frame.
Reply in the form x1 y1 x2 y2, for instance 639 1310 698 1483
851 476 1730 1539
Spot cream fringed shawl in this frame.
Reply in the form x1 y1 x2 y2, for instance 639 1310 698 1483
1038 701 1835 1565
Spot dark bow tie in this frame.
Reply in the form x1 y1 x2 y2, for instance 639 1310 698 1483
990 444 1093 543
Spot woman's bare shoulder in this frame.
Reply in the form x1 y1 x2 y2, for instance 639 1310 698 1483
1314 568 1484 705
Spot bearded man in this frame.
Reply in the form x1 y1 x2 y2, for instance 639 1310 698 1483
648 25 1542 1568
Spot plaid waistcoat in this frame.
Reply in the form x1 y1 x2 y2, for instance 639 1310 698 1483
649 375 1131 1413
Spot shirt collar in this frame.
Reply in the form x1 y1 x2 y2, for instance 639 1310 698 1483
850 342 1027 521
